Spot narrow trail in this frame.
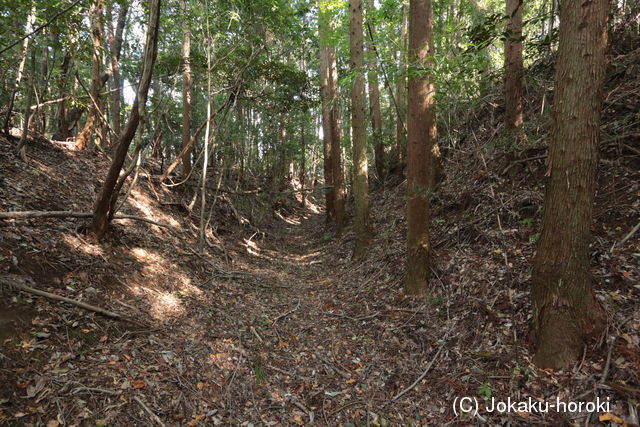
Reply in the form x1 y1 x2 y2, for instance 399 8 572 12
162 208 432 425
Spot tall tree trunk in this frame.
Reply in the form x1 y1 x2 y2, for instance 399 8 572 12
349 0 370 257
319 3 335 225
329 48 345 234
300 114 306 205
75 0 105 150
3 5 36 134
53 51 73 140
90 0 161 241
366 0 384 183
275 114 288 191
37 28 50 134
547 0 557 37
504 0 524 131
180 0 193 179
405 0 439 293
107 3 128 137
530 0 608 370
395 7 408 176
17 51 36 154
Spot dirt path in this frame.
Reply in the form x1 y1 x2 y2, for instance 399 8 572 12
169 209 449 426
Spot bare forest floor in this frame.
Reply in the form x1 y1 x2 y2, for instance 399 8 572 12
1 52 640 427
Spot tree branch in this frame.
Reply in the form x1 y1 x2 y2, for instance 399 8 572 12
0 275 121 319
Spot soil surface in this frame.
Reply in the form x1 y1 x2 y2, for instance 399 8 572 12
1 127 639 427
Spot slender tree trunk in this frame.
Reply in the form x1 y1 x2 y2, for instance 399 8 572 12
329 47 345 234
180 0 193 179
107 3 128 137
366 0 384 183
53 51 73 140
319 6 335 225
271 114 288 192
530 0 608 370
90 0 161 240
300 115 306 205
395 7 408 176
17 51 36 154
200 10 213 249
349 0 370 257
405 0 439 293
37 28 50 134
547 0 557 37
75 0 105 150
3 5 36 134
504 0 524 131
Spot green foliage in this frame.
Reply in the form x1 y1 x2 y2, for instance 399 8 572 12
478 383 492 400
253 365 266 384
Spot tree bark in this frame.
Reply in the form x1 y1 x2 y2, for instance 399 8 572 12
349 0 370 257
394 7 408 176
405 0 439 293
329 47 345 234
318 4 336 225
3 5 36 134
107 3 128 137
366 0 384 183
504 0 524 131
90 0 161 240
180 0 193 179
300 114 306 205
53 52 73 140
75 0 105 150
530 0 609 369
16 51 36 154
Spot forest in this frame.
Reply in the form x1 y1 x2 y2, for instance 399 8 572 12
0 0 638 425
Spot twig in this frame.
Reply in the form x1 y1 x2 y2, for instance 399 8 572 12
390 345 444 402
0 210 178 233
250 326 264 343
267 365 295 377
601 337 615 385
329 400 362 416
133 395 165 426
324 311 380 322
72 387 119 395
388 329 451 404
611 220 640 251
1 275 121 319
272 299 301 325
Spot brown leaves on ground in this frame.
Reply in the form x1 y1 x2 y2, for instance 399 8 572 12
1 89 639 426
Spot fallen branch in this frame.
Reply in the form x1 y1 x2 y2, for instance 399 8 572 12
0 276 121 319
133 395 165 427
611 220 640 251
388 328 452 404
0 210 178 233
272 299 301 325
390 345 444 402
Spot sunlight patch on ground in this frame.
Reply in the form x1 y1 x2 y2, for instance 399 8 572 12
274 211 300 225
129 247 202 296
149 291 185 319
62 234 106 258
129 189 182 228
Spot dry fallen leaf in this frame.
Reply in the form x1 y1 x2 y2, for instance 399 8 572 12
132 380 146 389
